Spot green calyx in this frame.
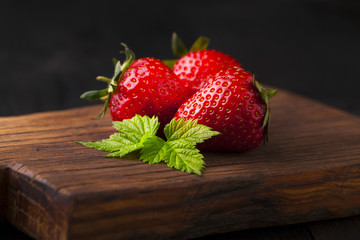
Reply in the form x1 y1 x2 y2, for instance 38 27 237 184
163 32 210 68
80 43 135 119
252 76 277 142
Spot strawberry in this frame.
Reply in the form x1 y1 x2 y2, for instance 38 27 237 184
167 33 243 99
81 44 188 128
174 66 277 152
109 58 187 124
172 49 243 98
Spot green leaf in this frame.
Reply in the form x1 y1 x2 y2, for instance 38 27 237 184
189 36 210 52
77 138 124 152
162 59 177 69
113 115 160 139
105 144 142 158
139 136 205 175
80 89 108 101
138 118 219 175
77 115 160 157
171 32 188 58
140 136 168 164
77 115 219 175
166 141 205 175
164 118 220 144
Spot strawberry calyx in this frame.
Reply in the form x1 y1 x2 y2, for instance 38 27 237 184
163 32 210 68
80 43 135 119
252 76 277 142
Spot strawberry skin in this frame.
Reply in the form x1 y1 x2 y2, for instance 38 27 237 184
110 58 187 125
175 66 275 152
172 50 242 98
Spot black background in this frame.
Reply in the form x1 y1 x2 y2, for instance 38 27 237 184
1 0 359 117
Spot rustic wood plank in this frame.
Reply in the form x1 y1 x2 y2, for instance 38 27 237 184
0 167 7 222
1 89 360 239
196 223 314 240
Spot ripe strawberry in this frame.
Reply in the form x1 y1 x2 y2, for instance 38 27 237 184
173 49 243 99
81 44 188 127
174 66 277 152
109 57 187 124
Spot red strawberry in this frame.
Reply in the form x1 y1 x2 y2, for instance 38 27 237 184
173 49 243 99
110 57 187 124
174 66 277 152
81 44 188 127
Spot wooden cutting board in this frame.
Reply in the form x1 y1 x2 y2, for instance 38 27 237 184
1 89 360 240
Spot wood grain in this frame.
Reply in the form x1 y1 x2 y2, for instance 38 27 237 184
0 167 7 222
1 89 360 239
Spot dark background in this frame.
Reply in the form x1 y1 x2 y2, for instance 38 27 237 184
1 0 359 117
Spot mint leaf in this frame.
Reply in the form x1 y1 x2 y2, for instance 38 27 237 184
77 115 159 157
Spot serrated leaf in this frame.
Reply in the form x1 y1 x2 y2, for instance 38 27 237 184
140 136 168 164
105 144 142 158
139 137 205 175
166 141 205 175
113 115 160 139
77 115 219 175
164 118 220 144
77 139 123 152
77 115 160 158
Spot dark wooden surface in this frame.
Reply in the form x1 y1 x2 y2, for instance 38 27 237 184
1 89 360 239
2 211 360 240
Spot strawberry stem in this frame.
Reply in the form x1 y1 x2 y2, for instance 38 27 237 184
96 76 112 84
189 36 210 52
80 44 136 119
164 33 210 69
171 32 188 58
252 76 277 143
